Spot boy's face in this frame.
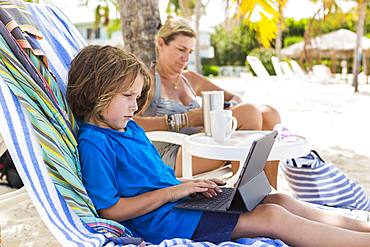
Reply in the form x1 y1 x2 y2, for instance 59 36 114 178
95 74 144 131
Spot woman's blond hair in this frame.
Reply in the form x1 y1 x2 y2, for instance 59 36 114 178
67 45 151 122
156 16 196 51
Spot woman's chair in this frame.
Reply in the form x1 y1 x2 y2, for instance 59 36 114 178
146 131 234 179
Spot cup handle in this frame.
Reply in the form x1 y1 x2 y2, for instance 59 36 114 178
231 116 238 132
225 116 238 139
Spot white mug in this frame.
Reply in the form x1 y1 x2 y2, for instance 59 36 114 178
210 110 237 143
202 91 224 136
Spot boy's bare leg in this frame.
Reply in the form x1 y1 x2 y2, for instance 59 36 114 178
232 203 370 247
264 193 370 232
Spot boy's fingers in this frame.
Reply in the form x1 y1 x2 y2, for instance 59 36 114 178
211 178 226 185
194 181 216 189
193 186 208 192
207 188 218 196
202 191 213 198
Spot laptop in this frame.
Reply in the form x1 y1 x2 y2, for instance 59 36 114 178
176 131 277 214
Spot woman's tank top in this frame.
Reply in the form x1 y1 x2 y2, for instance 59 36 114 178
143 71 200 135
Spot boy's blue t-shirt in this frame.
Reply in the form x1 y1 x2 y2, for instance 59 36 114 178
78 120 202 244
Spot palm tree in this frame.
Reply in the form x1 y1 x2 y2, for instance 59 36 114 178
84 0 160 66
118 0 161 66
234 0 287 49
353 0 367 92
275 0 287 58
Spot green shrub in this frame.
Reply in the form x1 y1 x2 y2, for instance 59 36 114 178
202 64 219 77
211 24 258 66
283 36 304 47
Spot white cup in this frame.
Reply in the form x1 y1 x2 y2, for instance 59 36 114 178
210 110 237 143
202 91 224 136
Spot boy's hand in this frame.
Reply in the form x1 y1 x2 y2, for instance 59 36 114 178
167 178 225 202
196 178 226 198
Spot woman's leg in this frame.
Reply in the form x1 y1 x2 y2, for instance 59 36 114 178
263 193 370 232
232 103 281 188
175 147 227 176
258 105 281 130
231 103 263 131
232 203 370 247
258 105 281 188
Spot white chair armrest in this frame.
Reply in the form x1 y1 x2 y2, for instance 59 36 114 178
146 131 188 146
146 131 194 178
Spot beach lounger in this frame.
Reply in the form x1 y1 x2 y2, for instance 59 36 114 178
246 55 284 84
280 61 298 80
246 55 271 78
290 60 307 79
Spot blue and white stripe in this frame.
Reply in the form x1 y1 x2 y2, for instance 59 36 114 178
0 77 108 246
282 151 370 211
26 3 86 96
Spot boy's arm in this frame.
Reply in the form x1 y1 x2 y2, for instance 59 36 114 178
98 180 219 222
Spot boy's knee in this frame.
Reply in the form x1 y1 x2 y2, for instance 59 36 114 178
254 204 289 234
264 193 292 206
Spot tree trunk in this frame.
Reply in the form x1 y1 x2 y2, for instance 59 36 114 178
194 0 202 73
352 0 366 92
275 1 284 59
118 0 161 67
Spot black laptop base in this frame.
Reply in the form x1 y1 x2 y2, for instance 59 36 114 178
176 187 241 214
176 171 271 214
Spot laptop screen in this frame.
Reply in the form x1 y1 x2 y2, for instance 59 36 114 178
226 131 277 210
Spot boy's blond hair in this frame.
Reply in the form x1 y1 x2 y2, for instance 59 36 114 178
67 45 151 122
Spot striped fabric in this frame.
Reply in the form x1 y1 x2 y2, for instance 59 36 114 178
0 12 132 242
282 150 370 210
0 77 109 246
26 3 87 96
0 0 44 57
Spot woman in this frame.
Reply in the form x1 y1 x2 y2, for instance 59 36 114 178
135 16 281 187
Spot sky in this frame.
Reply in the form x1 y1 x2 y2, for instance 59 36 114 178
49 0 357 30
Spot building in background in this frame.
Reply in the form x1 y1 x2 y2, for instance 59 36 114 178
59 2 214 69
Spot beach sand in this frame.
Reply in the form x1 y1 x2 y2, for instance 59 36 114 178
0 185 60 246
1 78 370 246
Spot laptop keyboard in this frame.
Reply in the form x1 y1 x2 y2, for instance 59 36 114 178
178 187 234 210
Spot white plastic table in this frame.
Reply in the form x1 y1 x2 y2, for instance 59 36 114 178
182 131 310 185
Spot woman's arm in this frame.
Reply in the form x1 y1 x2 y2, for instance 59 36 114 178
134 115 168 132
134 108 204 132
98 180 218 222
183 71 242 103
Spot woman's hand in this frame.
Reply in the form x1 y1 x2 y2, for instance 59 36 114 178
186 108 203 127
